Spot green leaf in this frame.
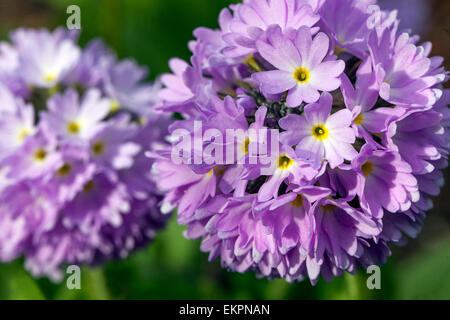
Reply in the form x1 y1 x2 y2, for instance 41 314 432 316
0 261 45 300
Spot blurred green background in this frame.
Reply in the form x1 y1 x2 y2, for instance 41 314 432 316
0 0 449 300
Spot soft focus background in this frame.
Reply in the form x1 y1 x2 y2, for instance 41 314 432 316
0 0 448 300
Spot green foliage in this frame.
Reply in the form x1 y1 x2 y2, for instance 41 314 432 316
46 0 241 77
394 237 450 300
0 261 45 300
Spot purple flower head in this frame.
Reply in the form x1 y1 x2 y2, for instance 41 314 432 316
0 28 168 280
152 0 449 284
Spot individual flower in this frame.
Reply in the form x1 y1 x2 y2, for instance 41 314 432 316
0 86 35 157
257 145 317 201
221 0 321 58
2 127 61 181
41 89 110 142
0 27 168 280
103 59 160 116
279 92 357 168
368 28 445 107
353 145 420 218
158 58 194 104
305 196 380 283
11 28 80 88
252 26 345 107
151 0 449 285
318 0 397 59
340 58 403 147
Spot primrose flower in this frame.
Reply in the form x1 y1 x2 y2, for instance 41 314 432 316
0 87 35 157
0 28 168 281
279 92 357 168
11 28 80 88
221 0 321 58
257 145 317 201
252 26 345 107
42 89 110 142
151 0 449 284
353 145 420 218
368 29 444 107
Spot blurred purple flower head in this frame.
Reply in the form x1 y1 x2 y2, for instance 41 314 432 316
151 0 449 284
0 28 169 281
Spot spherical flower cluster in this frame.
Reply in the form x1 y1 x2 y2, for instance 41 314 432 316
151 0 449 284
0 28 168 280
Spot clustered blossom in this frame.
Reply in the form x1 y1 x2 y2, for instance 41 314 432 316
152 0 449 284
0 28 168 280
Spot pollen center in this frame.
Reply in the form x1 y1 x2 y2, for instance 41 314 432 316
34 148 47 162
278 155 294 170
110 99 120 113
290 195 303 208
83 180 95 192
67 121 81 134
361 161 374 177
44 73 56 82
241 138 250 154
18 129 30 142
312 124 329 140
293 67 310 83
322 204 336 212
57 163 72 176
92 141 105 155
354 113 364 125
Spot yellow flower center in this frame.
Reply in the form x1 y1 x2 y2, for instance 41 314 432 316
57 163 72 176
92 141 105 155
18 129 30 142
322 204 336 212
67 121 81 134
293 67 310 83
278 155 294 170
241 138 250 154
312 124 329 140
214 166 226 177
138 117 147 126
361 161 374 177
334 45 346 56
110 99 120 113
354 113 364 125
34 148 47 162
44 73 56 82
83 180 95 192
290 195 303 208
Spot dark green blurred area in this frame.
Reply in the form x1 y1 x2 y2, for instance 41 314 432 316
0 0 449 300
